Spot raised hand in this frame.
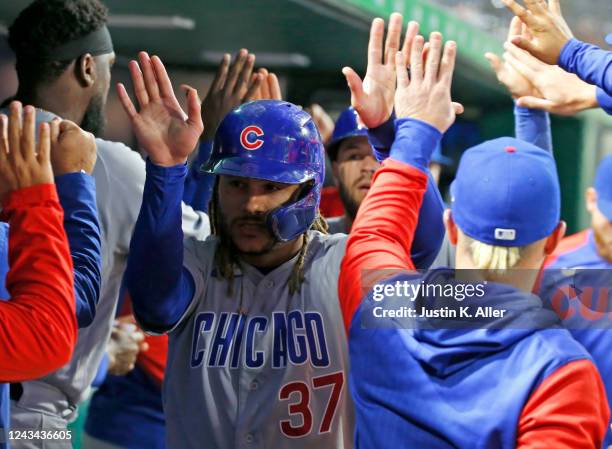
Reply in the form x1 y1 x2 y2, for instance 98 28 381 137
200 49 263 141
0 101 53 202
50 119 97 175
117 52 203 167
342 14 419 128
502 0 573 65
394 32 458 133
248 68 282 101
503 42 598 115
486 17 540 99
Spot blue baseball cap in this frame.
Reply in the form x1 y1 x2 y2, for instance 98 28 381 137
594 154 612 220
326 106 368 160
450 137 561 247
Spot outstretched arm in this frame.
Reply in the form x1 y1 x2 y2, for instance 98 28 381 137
339 31 458 330
51 119 102 328
558 39 612 98
118 52 203 333
486 17 552 152
343 14 456 269
502 0 612 97
0 103 77 380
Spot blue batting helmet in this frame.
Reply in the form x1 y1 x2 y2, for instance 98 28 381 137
205 100 325 242
326 106 369 160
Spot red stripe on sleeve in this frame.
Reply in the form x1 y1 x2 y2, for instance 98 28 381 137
517 359 610 449
0 184 77 381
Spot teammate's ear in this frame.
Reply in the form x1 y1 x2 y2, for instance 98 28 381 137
585 187 597 214
76 53 96 88
544 221 567 255
444 209 458 245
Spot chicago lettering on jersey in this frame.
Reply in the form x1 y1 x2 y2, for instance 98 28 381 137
190 311 330 369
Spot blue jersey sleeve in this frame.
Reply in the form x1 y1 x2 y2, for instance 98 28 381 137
367 112 396 162
514 104 553 153
183 140 216 213
368 115 446 269
596 87 612 115
126 160 195 333
559 38 612 97
55 173 102 328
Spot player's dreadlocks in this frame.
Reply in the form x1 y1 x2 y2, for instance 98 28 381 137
209 183 328 295
8 0 108 87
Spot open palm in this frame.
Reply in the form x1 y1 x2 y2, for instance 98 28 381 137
117 52 203 167
342 14 419 129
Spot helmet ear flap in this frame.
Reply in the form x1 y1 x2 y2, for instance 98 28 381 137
267 181 320 242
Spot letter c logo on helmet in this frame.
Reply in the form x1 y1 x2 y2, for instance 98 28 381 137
240 125 264 150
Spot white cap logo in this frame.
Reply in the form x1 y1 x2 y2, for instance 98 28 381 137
494 228 516 241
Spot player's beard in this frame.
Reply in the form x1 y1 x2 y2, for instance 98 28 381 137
338 179 361 221
222 213 279 256
81 93 106 137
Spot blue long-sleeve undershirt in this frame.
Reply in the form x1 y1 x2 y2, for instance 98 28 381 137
596 88 612 115
367 113 447 269
126 161 195 333
559 38 612 98
513 104 553 153
55 173 102 328
390 118 442 170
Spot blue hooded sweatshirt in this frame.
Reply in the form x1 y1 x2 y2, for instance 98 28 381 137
350 269 597 449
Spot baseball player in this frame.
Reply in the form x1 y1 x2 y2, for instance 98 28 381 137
502 0 612 112
487 17 612 446
3 1 210 443
339 28 609 449
326 106 445 236
325 105 455 269
0 102 101 449
118 22 444 446
82 52 279 449
539 155 612 446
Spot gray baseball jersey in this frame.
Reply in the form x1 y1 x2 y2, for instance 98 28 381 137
160 231 354 449
9 110 210 440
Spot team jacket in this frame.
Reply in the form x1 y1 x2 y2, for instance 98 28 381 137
0 185 80 448
559 38 612 114
338 119 610 449
541 229 612 447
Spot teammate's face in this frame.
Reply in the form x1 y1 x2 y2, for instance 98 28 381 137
332 136 379 220
81 52 115 136
217 175 301 254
